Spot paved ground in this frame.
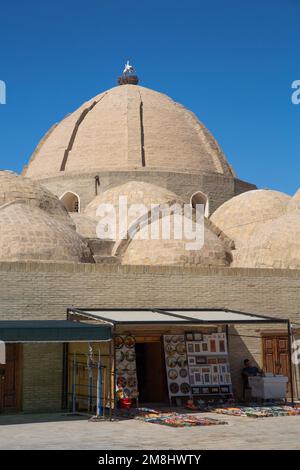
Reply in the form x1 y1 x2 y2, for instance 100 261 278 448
0 412 299 450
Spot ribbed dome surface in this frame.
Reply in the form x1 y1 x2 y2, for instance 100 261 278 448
24 85 235 179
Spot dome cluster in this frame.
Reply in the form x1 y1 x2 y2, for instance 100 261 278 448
79 181 232 268
211 188 300 269
3 81 298 270
3 171 298 270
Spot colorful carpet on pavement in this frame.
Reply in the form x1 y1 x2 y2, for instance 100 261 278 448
134 408 227 427
214 404 300 418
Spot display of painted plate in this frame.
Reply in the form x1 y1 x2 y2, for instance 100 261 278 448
179 368 188 378
171 335 179 343
125 350 136 362
115 336 124 349
127 377 137 387
165 344 175 355
168 369 178 380
176 342 186 354
180 382 190 394
124 335 135 348
177 357 187 368
169 382 179 394
116 350 125 363
178 335 185 342
126 366 137 376
117 376 126 387
167 357 177 368
164 336 172 343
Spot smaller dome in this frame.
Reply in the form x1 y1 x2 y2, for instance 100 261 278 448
210 189 291 247
0 203 93 263
287 189 300 212
84 181 184 241
233 210 300 269
120 214 231 267
0 170 73 228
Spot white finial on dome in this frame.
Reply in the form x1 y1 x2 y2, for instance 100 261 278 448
123 60 135 75
118 61 139 85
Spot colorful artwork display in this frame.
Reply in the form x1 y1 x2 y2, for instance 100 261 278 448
185 332 232 396
163 331 232 399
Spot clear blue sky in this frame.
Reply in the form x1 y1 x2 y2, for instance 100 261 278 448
0 0 299 194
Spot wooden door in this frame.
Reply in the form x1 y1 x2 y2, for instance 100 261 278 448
262 335 291 395
0 344 21 412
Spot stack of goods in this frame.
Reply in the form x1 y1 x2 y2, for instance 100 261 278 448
214 404 300 418
163 335 190 399
135 408 227 427
115 335 138 401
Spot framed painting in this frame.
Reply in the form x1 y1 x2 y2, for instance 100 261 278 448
188 356 196 366
195 356 207 365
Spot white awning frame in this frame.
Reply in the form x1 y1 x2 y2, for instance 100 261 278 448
68 308 288 326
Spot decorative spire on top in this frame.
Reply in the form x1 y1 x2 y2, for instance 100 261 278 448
118 60 139 85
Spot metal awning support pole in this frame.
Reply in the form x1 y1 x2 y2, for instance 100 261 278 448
113 325 117 420
288 320 295 405
87 343 93 413
96 349 102 417
72 352 76 413
103 363 106 419
108 330 114 421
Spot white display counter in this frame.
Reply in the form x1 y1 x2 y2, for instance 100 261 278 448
248 375 288 399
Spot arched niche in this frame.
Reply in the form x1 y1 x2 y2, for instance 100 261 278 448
60 191 80 213
190 191 209 217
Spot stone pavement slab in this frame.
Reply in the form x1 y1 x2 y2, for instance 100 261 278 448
0 412 299 450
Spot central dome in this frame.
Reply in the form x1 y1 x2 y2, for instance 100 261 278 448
24 85 235 179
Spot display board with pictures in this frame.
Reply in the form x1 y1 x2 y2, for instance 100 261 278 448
115 335 138 399
185 332 232 396
163 335 190 398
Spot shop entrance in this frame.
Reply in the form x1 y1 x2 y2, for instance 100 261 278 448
135 340 168 404
0 344 21 412
262 334 291 395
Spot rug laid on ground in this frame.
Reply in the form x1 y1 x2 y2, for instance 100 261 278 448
134 408 227 427
214 404 300 418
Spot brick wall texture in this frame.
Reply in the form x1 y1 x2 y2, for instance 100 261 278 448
0 261 299 410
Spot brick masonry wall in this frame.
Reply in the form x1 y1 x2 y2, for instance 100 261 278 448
0 262 299 409
38 170 253 214
22 343 63 412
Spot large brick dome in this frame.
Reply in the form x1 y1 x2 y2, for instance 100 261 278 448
23 85 235 179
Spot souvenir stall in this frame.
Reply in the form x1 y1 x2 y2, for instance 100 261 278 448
164 331 232 404
68 308 293 410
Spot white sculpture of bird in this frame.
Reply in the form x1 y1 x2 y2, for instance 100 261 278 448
123 61 135 75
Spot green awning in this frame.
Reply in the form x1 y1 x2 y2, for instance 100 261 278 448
0 320 111 343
